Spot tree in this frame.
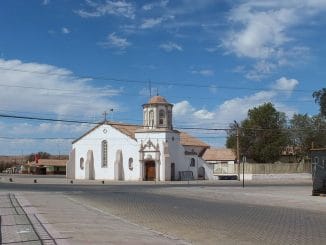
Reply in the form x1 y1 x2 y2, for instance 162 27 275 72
289 114 326 158
313 88 326 116
27 152 51 162
226 103 289 163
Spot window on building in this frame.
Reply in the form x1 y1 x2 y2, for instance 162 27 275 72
190 158 195 167
129 157 133 170
80 157 84 170
168 110 172 127
149 110 154 127
144 111 148 126
159 109 165 125
314 157 319 164
102 140 108 167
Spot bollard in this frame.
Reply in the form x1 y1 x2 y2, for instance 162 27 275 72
34 179 37 183
70 180 73 184
102 180 105 184
9 177 13 182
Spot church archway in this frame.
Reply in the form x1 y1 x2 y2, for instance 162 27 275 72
145 161 155 181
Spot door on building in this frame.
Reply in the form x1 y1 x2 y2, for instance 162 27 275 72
198 166 205 180
171 163 175 181
145 161 155 181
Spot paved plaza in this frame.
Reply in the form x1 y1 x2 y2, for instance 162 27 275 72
1 175 326 244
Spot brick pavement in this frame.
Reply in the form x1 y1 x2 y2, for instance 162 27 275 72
70 185 326 245
1 176 326 244
0 191 189 245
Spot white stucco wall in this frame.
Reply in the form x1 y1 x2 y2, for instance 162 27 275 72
72 124 140 180
135 130 199 181
136 131 207 181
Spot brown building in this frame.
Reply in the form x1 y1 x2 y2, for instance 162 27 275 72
21 159 67 175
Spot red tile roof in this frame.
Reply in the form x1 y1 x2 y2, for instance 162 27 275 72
202 148 235 161
30 159 67 166
72 122 209 148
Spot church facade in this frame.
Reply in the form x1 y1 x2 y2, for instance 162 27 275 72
67 96 213 181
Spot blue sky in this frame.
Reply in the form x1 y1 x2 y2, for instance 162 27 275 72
0 0 326 155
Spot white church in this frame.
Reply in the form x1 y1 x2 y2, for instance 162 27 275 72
67 95 230 181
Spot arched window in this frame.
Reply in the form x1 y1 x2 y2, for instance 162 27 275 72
159 109 165 125
167 110 172 128
190 158 195 167
80 157 84 170
102 140 108 167
149 110 154 127
144 111 148 126
128 157 133 170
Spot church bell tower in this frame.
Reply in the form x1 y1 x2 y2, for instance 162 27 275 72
142 95 173 130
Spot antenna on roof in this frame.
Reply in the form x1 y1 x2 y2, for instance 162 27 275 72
149 80 152 99
156 88 159 96
102 109 113 122
103 111 108 122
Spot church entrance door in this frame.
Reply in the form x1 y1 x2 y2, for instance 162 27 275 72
145 161 155 181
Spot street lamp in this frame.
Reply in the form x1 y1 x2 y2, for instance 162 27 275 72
234 121 240 181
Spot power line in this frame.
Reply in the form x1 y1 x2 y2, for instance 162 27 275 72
0 137 74 140
1 113 325 132
0 114 99 125
0 66 316 93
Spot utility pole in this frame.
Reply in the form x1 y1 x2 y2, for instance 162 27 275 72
234 121 240 181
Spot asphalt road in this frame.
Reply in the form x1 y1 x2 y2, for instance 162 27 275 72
1 180 326 244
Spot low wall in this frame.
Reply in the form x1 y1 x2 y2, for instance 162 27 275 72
213 162 312 175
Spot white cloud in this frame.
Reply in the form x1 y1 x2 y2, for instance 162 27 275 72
159 41 183 52
0 59 120 118
216 91 277 124
222 0 326 80
142 0 169 11
75 0 135 19
141 17 164 29
140 15 174 29
173 77 299 128
173 100 195 116
61 27 70 34
99 32 131 51
272 76 299 97
223 6 296 59
191 69 214 77
245 60 277 81
0 58 123 154
193 109 215 120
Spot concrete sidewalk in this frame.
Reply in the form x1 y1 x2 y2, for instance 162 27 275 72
0 191 188 245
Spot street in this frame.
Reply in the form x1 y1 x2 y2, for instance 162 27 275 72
1 176 326 244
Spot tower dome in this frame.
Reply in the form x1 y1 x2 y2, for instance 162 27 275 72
148 95 169 104
142 95 173 130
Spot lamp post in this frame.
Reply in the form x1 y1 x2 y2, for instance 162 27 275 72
234 121 240 181
242 155 246 188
